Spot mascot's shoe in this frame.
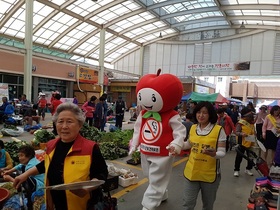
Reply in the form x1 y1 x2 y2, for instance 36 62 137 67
162 190 168 202
142 207 156 210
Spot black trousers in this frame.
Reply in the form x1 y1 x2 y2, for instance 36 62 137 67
115 114 124 129
234 145 253 171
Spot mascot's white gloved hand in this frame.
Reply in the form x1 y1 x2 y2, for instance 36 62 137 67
166 143 181 156
129 146 137 156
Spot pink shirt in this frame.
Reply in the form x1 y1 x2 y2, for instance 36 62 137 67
262 114 280 133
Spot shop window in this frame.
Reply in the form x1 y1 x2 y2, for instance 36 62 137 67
3 75 18 84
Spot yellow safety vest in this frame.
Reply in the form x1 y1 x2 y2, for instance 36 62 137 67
237 119 255 148
184 124 221 183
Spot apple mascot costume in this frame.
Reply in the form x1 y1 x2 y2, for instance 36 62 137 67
129 69 186 210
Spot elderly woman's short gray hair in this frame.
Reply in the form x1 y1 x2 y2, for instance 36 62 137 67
52 102 85 126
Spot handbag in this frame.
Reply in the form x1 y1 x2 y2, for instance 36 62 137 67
94 191 117 210
87 187 117 210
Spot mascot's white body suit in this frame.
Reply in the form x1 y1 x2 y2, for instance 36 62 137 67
129 69 186 210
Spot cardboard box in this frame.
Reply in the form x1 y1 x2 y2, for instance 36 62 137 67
119 176 138 187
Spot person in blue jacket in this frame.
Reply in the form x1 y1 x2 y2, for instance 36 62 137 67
3 145 44 191
0 97 9 123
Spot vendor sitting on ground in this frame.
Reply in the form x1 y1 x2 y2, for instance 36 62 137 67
0 140 13 173
2 145 45 209
23 104 40 126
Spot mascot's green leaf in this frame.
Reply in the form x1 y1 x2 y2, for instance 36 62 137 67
142 111 162 122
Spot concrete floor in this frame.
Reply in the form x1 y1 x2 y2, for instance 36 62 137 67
0 112 256 210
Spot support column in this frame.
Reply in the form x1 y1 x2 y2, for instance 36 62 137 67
99 28 105 95
242 80 248 102
24 0 34 101
139 44 144 76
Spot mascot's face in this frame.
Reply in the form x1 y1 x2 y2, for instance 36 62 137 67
136 71 183 113
137 88 163 112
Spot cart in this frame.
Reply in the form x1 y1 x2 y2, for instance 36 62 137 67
235 145 269 177
235 145 280 210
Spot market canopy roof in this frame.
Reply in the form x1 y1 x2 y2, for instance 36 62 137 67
0 0 279 68
181 92 228 103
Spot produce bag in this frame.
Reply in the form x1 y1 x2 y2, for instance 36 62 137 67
1 127 24 137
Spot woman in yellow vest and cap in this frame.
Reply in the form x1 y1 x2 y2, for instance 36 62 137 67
233 107 256 177
181 101 227 210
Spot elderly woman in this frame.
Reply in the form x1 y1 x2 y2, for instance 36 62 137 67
13 102 108 210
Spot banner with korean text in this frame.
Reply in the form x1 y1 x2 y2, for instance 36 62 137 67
187 62 250 71
78 66 99 84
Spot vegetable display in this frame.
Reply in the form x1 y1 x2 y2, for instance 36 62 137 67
32 129 55 146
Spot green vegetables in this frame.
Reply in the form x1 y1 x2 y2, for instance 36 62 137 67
79 123 102 141
4 141 27 165
79 123 133 160
32 129 55 146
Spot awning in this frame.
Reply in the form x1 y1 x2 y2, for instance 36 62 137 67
181 92 228 104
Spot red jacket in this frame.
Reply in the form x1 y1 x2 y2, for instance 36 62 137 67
217 114 235 136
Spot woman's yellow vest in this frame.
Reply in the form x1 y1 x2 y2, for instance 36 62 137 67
44 135 95 210
184 124 222 183
237 119 255 148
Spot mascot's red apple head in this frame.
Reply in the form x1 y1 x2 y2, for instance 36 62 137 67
136 69 183 113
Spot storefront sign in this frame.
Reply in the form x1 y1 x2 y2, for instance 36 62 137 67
110 86 131 92
187 62 250 71
78 66 99 84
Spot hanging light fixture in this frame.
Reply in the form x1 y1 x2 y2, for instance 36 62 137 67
159 32 162 38
240 21 245 29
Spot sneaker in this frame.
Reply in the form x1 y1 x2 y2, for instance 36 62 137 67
245 169 253 176
234 171 239 177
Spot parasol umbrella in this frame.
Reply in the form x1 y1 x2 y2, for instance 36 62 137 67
188 92 228 104
268 100 280 106
226 98 244 105
181 92 192 102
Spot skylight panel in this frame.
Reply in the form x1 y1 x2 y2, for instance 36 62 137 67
105 42 117 50
153 21 166 28
110 4 130 16
111 37 126 45
138 12 155 20
261 10 280 16
50 0 66 6
111 20 134 32
142 23 157 31
263 21 280 26
108 52 122 60
227 10 243 15
125 43 137 50
242 10 260 15
35 37 48 45
137 33 157 42
117 47 128 54
123 0 142 10
259 0 279 3
238 0 258 4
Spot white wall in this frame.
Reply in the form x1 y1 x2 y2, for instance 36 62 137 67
114 30 278 77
